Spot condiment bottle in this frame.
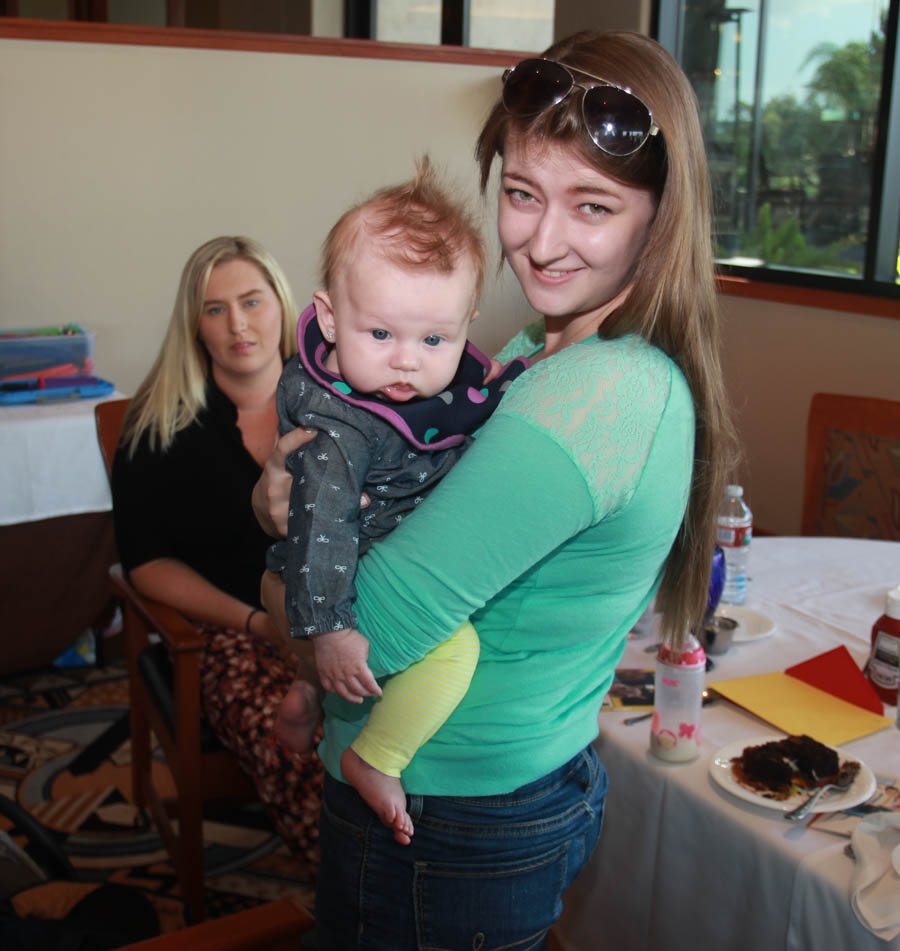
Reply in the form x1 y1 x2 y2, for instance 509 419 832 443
867 585 900 706
650 634 706 762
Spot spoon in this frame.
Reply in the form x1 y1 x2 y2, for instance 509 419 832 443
783 765 857 822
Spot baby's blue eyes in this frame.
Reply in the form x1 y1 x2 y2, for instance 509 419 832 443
368 330 442 346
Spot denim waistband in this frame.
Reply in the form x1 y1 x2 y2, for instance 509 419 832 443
400 745 602 817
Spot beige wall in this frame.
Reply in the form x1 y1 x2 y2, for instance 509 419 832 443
0 37 535 397
1 35 898 537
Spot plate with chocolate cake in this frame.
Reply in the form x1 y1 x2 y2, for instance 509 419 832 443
709 733 875 813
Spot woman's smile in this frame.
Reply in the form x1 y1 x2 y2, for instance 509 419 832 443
531 263 582 283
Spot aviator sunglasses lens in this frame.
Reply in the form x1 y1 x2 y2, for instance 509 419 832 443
502 58 656 157
502 59 574 116
581 84 653 156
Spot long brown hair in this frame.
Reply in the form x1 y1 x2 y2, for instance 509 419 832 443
477 31 737 645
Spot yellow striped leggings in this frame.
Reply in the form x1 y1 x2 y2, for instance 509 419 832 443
349 622 480 777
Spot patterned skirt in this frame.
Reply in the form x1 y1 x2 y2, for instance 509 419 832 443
199 626 322 869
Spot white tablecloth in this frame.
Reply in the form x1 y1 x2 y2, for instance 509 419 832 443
555 536 900 951
0 393 123 525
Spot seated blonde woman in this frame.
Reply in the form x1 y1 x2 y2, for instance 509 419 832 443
111 236 322 866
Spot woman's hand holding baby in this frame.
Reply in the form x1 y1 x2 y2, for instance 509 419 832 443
314 628 383 703
253 427 318 538
254 427 372 540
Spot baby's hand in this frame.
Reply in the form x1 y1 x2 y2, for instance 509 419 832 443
313 628 383 704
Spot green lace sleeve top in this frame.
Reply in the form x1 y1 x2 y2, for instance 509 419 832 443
318 328 696 796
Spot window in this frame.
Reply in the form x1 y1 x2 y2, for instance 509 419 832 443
657 0 900 297
369 0 553 50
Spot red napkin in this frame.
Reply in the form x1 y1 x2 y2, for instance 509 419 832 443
785 646 884 715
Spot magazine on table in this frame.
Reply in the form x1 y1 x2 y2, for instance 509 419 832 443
600 669 655 712
810 777 900 835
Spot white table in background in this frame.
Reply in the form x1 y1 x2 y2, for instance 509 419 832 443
0 393 124 673
554 536 900 951
0 393 123 526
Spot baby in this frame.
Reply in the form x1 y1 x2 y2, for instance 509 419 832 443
266 160 528 843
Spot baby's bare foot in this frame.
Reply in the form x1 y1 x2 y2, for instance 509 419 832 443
274 679 320 754
341 746 414 846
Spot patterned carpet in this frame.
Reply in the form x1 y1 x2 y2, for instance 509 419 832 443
0 656 315 938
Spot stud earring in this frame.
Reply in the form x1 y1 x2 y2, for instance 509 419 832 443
325 329 335 341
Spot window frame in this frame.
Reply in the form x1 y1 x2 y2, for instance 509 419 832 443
656 0 900 315
0 13 897 319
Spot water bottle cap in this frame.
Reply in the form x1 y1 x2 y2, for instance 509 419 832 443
885 586 900 620
658 634 706 668
725 484 743 497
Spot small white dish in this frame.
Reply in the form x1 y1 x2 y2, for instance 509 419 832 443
715 605 775 643
709 735 876 814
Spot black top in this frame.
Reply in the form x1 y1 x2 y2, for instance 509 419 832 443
110 378 271 608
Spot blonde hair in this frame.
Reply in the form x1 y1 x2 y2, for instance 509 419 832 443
122 236 299 455
477 31 738 646
321 157 485 305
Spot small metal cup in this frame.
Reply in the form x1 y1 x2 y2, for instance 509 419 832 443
699 614 738 655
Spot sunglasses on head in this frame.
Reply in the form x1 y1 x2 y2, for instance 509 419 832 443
501 58 659 158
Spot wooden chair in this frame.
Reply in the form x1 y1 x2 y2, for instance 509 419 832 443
802 392 900 539
117 899 314 950
94 399 256 923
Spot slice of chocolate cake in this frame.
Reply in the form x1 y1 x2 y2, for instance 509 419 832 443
780 734 839 786
732 740 795 797
731 734 851 800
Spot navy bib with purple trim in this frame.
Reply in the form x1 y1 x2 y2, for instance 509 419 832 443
296 305 530 451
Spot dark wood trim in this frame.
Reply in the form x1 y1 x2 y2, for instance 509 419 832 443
343 0 369 40
717 275 900 320
0 16 527 65
441 0 465 46
117 898 313 949
72 0 107 20
166 0 185 28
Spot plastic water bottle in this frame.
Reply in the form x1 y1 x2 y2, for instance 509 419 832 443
717 484 752 605
650 634 706 763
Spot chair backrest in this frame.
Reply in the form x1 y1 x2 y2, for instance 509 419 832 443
802 392 900 539
95 398 131 483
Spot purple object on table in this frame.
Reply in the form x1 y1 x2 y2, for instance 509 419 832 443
707 545 726 620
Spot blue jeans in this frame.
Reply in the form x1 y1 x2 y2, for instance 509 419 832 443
314 745 608 951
